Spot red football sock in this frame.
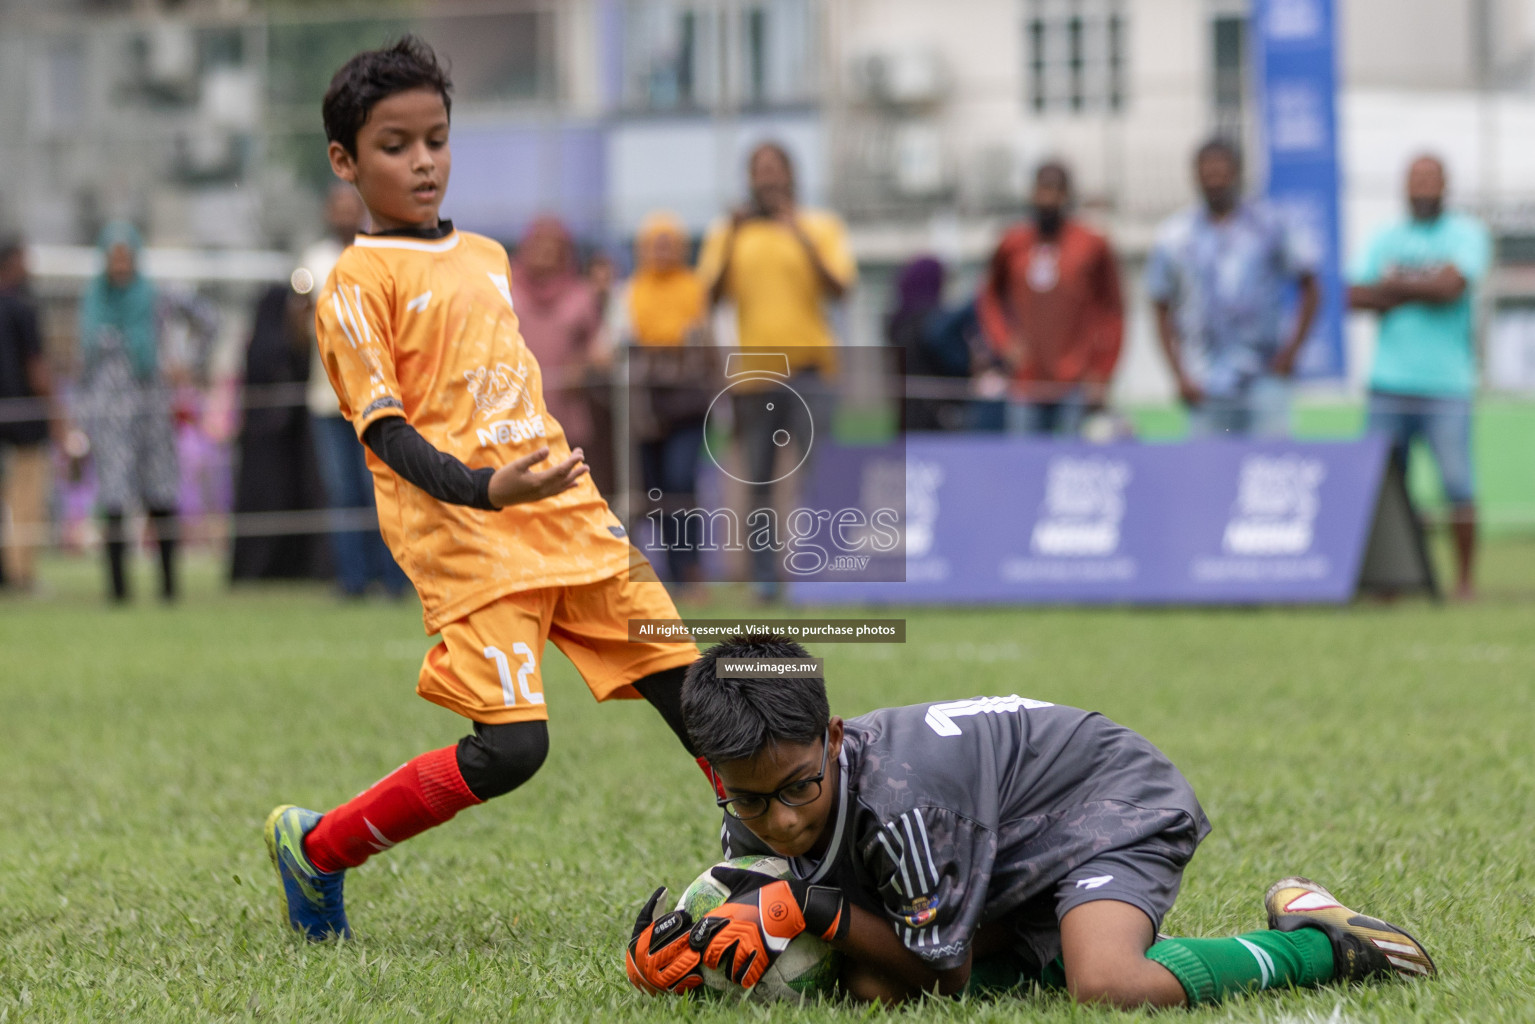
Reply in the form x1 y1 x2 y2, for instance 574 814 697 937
304 745 481 874
697 756 727 800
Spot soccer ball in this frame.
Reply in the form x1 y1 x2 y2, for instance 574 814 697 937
674 854 842 1002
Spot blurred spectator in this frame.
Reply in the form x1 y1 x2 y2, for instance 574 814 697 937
621 212 713 594
158 286 225 545
1350 155 1490 600
697 141 856 598
623 213 706 347
229 281 329 582
584 246 619 497
159 286 222 386
886 256 973 432
1148 138 1320 437
587 248 617 322
511 215 611 493
698 142 855 357
303 184 408 599
977 161 1124 435
0 237 55 592
77 222 179 603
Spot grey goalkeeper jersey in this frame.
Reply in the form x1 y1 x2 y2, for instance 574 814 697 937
722 696 1210 971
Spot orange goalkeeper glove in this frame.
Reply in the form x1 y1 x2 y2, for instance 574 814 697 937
687 866 850 988
625 887 704 995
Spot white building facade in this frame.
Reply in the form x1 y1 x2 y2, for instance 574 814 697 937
4 0 1535 396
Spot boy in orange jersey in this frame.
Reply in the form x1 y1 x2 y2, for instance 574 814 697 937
265 36 702 941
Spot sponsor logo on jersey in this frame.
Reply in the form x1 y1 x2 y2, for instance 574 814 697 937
476 415 547 447
899 894 940 928
1222 454 1325 556
465 360 536 419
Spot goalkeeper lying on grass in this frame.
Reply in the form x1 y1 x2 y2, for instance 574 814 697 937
625 633 1435 1007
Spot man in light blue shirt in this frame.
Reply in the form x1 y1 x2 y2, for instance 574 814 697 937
1350 154 1490 599
1148 138 1321 437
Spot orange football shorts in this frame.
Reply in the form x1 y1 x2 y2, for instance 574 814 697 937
416 575 697 724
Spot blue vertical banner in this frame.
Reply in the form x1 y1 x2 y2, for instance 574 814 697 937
1254 0 1345 379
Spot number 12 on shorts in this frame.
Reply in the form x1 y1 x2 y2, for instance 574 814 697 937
483 643 543 706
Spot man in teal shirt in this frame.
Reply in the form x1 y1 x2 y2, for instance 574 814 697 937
1350 155 1491 599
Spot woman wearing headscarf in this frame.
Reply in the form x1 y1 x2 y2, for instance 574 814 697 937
885 255 976 432
228 279 328 582
509 216 609 492
77 222 180 602
619 212 712 595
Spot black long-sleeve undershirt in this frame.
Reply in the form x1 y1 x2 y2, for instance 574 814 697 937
362 416 497 511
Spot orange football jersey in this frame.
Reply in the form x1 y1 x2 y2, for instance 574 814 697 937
315 227 633 633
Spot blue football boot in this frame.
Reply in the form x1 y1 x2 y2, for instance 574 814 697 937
264 805 351 940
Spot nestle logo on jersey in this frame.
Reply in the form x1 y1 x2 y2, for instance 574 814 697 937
476 415 547 447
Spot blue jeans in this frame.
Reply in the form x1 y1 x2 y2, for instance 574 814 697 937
1187 377 1290 439
639 418 705 582
311 414 408 596
1365 392 1475 505
732 370 832 590
1004 388 1088 436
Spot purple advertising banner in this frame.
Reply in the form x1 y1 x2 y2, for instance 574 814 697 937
789 435 1391 605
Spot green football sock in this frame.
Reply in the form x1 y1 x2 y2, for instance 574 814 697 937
1145 928 1334 1006
961 952 1067 998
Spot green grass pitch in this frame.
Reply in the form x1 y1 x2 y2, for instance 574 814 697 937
3 542 1534 1022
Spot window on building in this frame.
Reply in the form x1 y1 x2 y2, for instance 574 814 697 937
625 1 717 110
1211 13 1246 138
39 37 87 129
1025 0 1127 114
623 0 817 112
421 11 556 104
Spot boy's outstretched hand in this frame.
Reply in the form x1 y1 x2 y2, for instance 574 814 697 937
626 887 704 995
687 866 850 988
487 446 588 509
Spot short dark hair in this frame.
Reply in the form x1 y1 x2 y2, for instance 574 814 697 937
322 35 453 156
1035 159 1072 193
682 634 830 764
1195 136 1242 171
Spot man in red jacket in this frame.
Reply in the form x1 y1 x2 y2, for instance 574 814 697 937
977 162 1124 435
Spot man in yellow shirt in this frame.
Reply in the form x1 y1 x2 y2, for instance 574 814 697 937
697 142 856 356
696 144 856 597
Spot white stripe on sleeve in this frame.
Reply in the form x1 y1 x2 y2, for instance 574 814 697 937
874 831 907 897
332 293 363 351
913 812 941 886
900 814 929 892
882 822 916 896
350 285 374 345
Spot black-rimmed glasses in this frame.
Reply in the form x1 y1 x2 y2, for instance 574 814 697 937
714 729 830 821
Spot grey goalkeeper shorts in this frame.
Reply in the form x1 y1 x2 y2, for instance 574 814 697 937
1001 809 1205 974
